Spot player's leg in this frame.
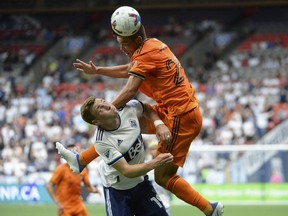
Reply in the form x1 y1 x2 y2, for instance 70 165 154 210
55 142 98 173
74 204 89 216
60 208 74 216
80 144 99 164
103 186 134 216
155 107 224 215
132 177 168 216
156 163 215 215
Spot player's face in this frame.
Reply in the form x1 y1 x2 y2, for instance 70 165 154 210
116 36 139 57
91 98 118 120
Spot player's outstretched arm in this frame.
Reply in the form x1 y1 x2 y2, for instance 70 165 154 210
46 182 64 215
142 103 172 145
113 153 173 178
73 59 130 78
112 75 142 108
83 177 102 195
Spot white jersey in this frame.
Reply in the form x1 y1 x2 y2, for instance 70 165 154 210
94 100 146 190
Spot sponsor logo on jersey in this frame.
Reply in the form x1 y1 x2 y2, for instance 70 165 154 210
123 134 143 162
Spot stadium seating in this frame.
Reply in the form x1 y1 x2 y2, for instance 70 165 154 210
0 6 287 185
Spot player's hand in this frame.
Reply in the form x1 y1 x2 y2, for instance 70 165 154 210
56 201 64 216
91 186 102 195
73 59 98 74
154 153 174 167
155 124 172 146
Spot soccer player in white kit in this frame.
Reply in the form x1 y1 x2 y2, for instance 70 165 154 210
56 96 174 216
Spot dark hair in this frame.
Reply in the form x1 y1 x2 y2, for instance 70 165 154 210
113 25 147 40
130 25 146 39
80 96 96 125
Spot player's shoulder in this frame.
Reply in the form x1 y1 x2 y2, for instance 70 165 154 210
134 38 163 55
125 99 144 111
126 99 142 106
117 100 144 118
146 38 163 44
143 38 163 48
61 163 71 171
54 163 68 173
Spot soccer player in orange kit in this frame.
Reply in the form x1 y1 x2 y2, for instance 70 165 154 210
73 6 223 216
46 143 100 216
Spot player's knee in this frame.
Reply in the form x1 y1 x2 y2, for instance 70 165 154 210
155 167 178 187
154 176 165 187
154 174 168 187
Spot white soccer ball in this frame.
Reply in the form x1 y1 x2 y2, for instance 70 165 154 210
111 6 142 37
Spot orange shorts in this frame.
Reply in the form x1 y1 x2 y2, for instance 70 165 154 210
146 106 202 167
61 205 89 216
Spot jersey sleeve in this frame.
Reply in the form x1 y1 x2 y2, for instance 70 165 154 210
94 141 123 166
129 52 156 79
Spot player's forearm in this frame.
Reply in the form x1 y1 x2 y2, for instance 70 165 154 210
112 88 135 108
120 160 157 178
46 183 59 204
143 103 161 123
115 153 173 178
85 183 98 193
97 64 129 78
112 75 142 108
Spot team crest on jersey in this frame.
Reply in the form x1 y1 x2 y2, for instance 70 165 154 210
129 119 137 128
117 139 123 146
103 149 110 158
131 60 138 70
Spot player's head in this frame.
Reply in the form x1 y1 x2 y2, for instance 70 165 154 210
111 6 147 57
80 96 118 126
64 139 76 150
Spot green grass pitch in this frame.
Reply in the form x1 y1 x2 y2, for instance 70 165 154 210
0 203 288 216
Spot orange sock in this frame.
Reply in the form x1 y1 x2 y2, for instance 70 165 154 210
165 175 209 211
80 145 99 165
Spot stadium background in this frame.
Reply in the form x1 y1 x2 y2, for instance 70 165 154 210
0 0 288 215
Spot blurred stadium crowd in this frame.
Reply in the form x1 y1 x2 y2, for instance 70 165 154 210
0 4 288 185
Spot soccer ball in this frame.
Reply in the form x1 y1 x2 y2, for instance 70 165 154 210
111 6 142 37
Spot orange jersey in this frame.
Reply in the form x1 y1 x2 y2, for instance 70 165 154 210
129 38 198 116
49 163 89 213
